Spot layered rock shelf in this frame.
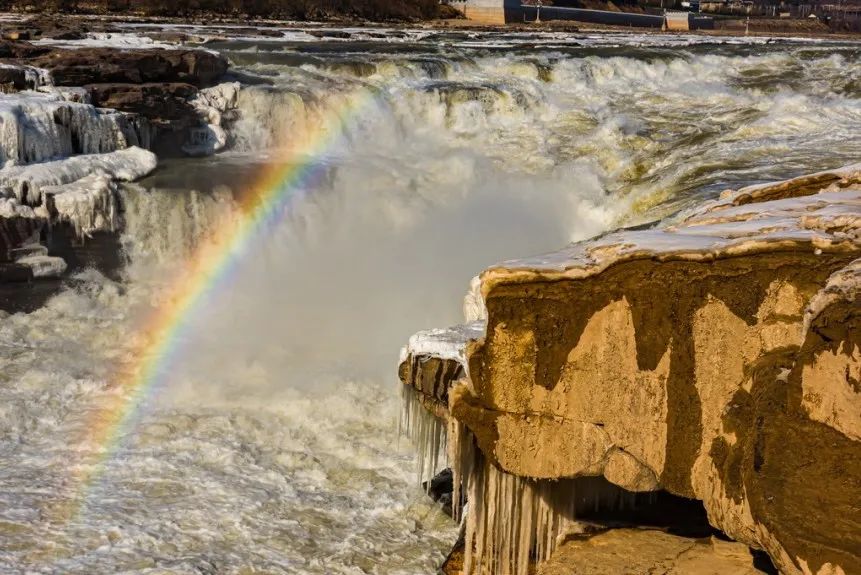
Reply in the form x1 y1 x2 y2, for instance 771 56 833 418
400 164 861 575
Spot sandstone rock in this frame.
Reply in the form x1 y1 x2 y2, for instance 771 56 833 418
86 82 199 124
29 48 228 87
401 163 861 575
17 15 93 41
538 529 769 575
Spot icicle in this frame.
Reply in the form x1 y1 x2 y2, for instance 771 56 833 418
455 430 638 575
449 416 473 523
399 384 447 487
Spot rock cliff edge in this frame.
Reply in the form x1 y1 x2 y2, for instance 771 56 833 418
400 164 861 575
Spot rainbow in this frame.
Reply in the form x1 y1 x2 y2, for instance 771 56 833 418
62 89 377 524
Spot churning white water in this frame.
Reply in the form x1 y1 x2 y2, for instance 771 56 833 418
2 27 861 574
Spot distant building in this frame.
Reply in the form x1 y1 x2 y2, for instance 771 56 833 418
455 0 713 27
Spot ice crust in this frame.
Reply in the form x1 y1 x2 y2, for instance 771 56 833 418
483 176 861 291
0 146 157 205
399 321 486 371
0 147 156 238
0 91 149 167
183 82 239 156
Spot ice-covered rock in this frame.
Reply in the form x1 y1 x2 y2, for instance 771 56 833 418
0 91 148 166
0 196 35 218
0 197 43 262
189 82 239 126
45 173 119 238
0 146 157 205
36 85 90 103
0 62 51 92
182 82 239 156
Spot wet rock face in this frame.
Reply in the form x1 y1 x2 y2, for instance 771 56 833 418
0 66 28 92
0 40 50 60
400 355 466 406
0 213 43 262
85 83 203 156
86 83 198 123
30 48 228 88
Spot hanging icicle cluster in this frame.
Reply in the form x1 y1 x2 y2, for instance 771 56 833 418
451 421 638 575
399 384 448 488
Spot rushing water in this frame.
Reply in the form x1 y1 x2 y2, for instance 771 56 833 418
1 27 861 574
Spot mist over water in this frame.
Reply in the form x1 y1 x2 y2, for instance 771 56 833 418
2 28 861 573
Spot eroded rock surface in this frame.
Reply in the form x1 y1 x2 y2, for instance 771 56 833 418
539 529 769 575
29 47 228 88
400 164 861 575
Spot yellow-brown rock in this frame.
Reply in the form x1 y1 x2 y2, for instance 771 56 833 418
538 529 769 575
448 165 861 574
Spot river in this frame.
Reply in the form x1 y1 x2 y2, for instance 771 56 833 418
1 26 860 574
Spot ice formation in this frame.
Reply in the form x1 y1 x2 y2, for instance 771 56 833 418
0 147 157 205
183 82 239 156
463 275 487 323
0 63 52 91
399 321 485 371
0 92 148 166
14 253 67 278
46 174 119 237
0 196 36 218
453 425 636 575
400 385 447 487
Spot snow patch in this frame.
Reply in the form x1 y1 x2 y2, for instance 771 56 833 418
399 321 486 371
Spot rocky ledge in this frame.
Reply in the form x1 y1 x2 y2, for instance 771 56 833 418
0 33 239 295
400 164 861 575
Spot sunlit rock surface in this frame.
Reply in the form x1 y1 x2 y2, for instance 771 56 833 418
400 164 861 575
539 529 766 575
